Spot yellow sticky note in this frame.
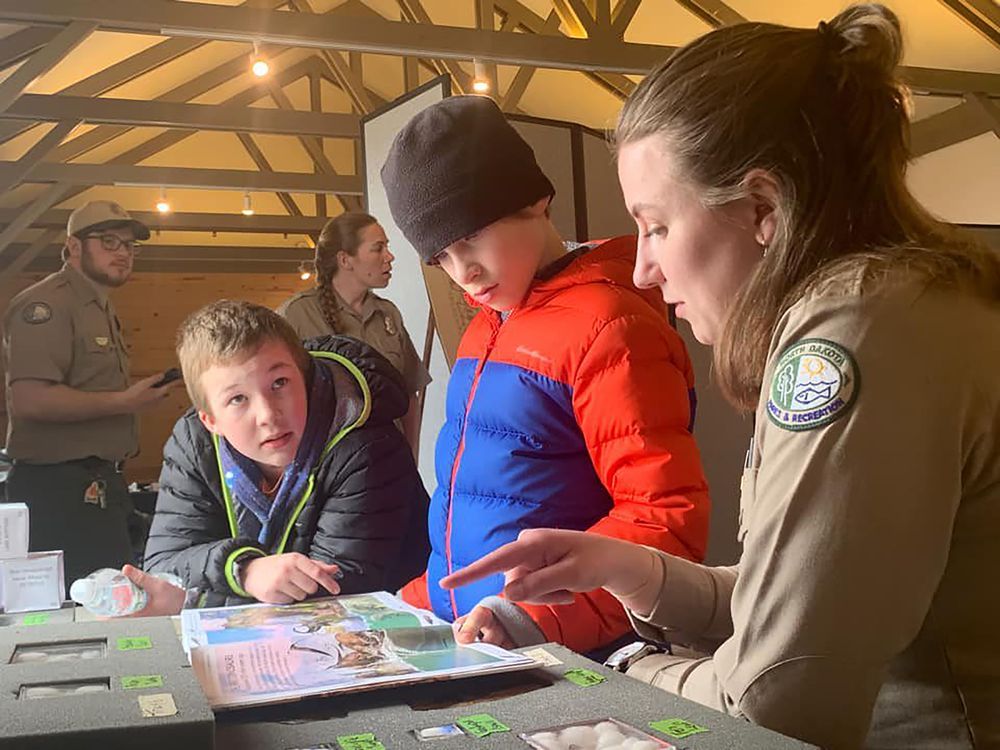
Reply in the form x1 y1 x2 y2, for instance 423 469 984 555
138 693 177 718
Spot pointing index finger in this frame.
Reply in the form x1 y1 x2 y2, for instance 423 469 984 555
440 540 532 590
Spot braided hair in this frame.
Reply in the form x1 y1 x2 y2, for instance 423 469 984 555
314 212 379 333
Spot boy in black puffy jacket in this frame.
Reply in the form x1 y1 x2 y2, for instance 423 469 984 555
142 299 429 609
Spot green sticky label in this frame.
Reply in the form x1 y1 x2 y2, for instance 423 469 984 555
117 636 153 651
563 667 607 687
21 613 50 626
336 733 385 750
122 674 164 690
455 714 510 738
649 718 709 739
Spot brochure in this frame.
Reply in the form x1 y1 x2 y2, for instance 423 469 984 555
180 591 537 710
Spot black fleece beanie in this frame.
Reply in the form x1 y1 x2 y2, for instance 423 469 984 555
380 96 555 263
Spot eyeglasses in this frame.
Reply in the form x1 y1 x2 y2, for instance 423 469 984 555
84 234 142 256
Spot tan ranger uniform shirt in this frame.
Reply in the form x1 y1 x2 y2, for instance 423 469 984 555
277 288 431 394
624 277 1000 749
3 264 137 463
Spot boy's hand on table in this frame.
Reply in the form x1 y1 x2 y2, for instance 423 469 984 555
453 605 515 649
242 553 341 604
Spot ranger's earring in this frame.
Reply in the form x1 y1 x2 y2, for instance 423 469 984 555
758 239 768 256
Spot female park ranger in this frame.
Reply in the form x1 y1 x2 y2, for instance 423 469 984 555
442 5 1000 748
278 212 430 454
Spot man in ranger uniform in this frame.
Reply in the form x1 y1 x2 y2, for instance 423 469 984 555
2 200 175 589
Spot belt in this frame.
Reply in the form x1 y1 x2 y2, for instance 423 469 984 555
13 457 125 473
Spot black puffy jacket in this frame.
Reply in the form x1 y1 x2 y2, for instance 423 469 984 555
143 335 430 607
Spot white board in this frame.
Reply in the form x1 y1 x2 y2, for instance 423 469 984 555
362 78 450 489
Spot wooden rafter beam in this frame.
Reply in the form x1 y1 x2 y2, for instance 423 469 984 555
33 54 316 216
0 182 70 258
966 90 1000 138
402 56 420 90
611 0 641 38
309 72 327 219
0 227 59 282
288 0 375 113
674 0 747 28
594 0 611 32
0 21 95 114
45 45 300 164
493 0 636 99
910 97 996 157
0 119 77 194
0 36 206 145
0 161 364 195
938 0 1000 51
0 207 328 235
0 0 674 74
265 80 362 213
501 10 561 110
236 132 304 220
9 242 314 264
552 0 596 38
20 2 376 164
0 25 59 69
0 0 287 146
394 0 472 93
14 254 312 275
901 66 1000 98
1 92 360 137
475 0 499 92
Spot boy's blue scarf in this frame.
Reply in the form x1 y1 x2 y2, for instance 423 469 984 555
219 358 336 549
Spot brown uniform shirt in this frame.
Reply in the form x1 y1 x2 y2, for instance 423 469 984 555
277 287 431 394
623 276 1000 749
3 264 137 463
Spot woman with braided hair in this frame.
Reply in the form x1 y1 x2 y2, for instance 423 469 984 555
278 213 430 455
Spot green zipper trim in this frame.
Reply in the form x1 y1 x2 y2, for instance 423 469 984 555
224 546 265 598
213 349 373 554
213 432 239 538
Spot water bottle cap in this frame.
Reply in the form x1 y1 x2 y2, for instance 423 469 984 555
69 578 96 605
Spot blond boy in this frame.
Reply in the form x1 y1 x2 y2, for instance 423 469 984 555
143 300 429 607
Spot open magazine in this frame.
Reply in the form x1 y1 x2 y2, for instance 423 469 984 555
180 591 538 710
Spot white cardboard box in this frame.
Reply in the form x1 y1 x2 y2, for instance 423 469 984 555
0 551 64 613
0 502 29 559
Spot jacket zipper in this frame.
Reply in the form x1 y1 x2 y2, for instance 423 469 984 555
443 315 502 619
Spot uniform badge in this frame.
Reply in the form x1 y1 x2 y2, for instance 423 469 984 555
383 314 397 336
94 336 109 346
83 480 107 509
21 302 51 325
767 338 859 431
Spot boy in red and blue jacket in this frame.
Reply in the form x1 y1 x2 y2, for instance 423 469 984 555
381 96 709 655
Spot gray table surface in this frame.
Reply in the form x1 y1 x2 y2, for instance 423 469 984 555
214 643 817 750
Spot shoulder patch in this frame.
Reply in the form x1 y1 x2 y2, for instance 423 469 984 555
383 312 397 336
766 338 859 431
21 302 52 325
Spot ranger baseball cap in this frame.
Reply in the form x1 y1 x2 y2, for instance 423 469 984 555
67 200 150 241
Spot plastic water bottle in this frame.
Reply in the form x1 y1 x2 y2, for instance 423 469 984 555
69 568 184 617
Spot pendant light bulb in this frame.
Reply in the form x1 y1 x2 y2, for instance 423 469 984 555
155 187 170 214
251 41 269 77
472 59 490 94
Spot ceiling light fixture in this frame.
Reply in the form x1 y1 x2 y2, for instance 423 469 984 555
155 187 171 214
472 59 490 94
251 41 270 77
241 192 254 216
298 260 314 281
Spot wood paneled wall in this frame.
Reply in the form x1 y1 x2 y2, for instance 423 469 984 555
2 271 310 482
